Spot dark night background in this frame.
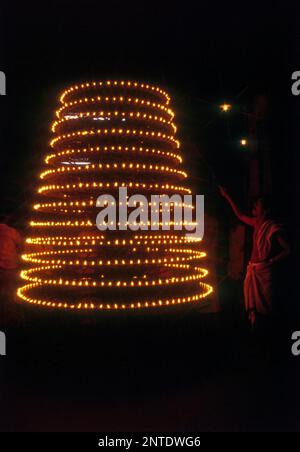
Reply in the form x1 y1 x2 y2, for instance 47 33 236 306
0 0 300 432
0 1 296 214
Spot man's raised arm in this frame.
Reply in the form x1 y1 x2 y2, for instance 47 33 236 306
219 186 256 226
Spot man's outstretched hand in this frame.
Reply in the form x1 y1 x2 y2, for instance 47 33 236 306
218 185 229 198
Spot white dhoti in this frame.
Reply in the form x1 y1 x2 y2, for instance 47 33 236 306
244 262 272 325
244 220 282 326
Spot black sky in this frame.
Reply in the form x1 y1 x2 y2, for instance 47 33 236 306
0 0 299 226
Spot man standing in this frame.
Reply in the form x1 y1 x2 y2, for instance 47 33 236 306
219 187 290 328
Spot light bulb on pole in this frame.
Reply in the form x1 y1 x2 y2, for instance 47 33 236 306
220 103 232 113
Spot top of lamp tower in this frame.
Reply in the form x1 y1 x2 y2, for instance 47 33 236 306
60 80 171 105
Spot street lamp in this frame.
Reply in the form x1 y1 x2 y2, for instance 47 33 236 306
220 103 232 113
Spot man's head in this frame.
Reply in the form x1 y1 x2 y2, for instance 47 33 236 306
252 196 273 218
